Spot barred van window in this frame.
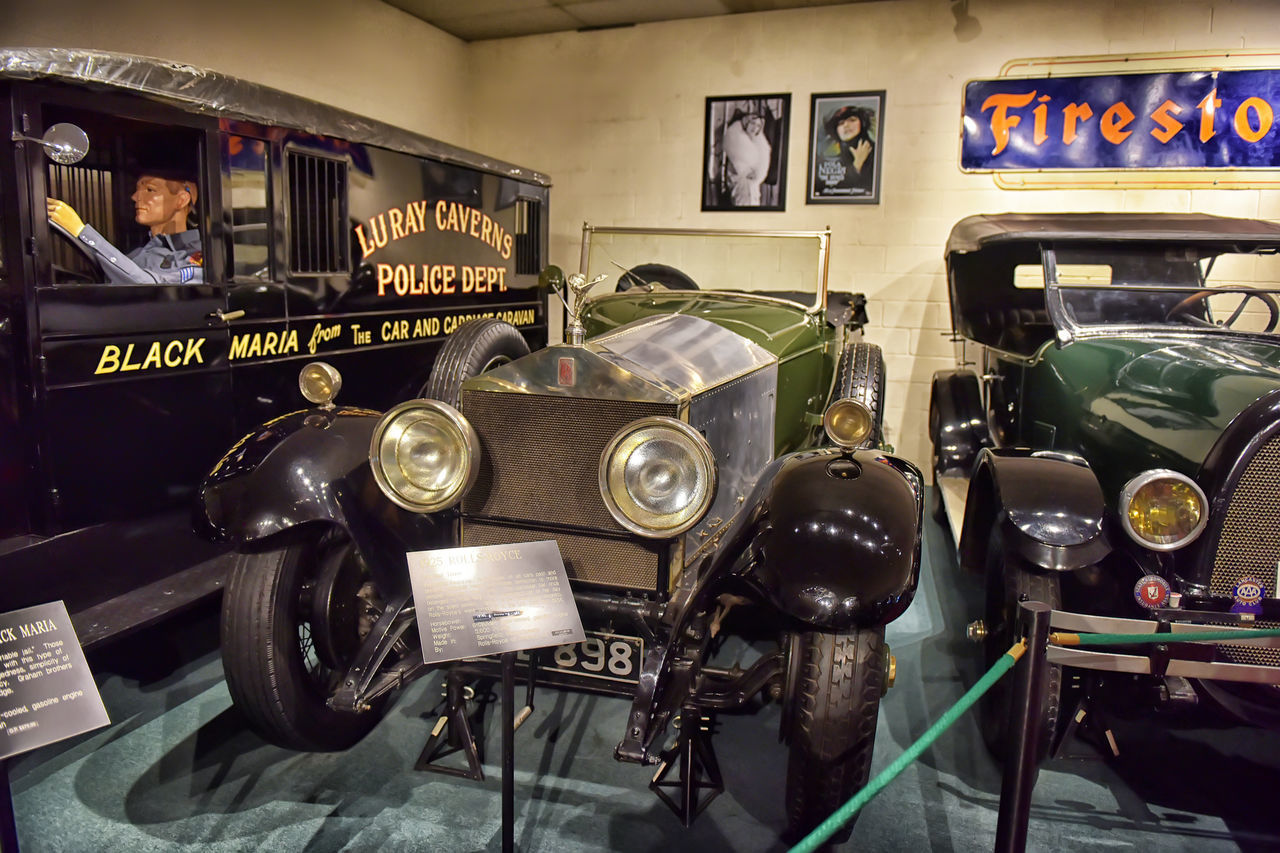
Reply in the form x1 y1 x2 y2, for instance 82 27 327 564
514 197 541 275
47 163 113 278
286 150 349 275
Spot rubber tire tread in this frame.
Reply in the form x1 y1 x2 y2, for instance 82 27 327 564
833 342 885 448
785 628 885 845
424 318 530 408
220 536 383 751
978 535 1063 762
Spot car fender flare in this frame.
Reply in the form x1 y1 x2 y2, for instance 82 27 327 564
712 447 924 631
196 407 445 594
959 448 1110 573
929 369 991 476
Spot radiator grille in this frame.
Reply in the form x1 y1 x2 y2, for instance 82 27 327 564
461 391 675 531
460 390 677 591
1209 433 1280 667
463 520 667 591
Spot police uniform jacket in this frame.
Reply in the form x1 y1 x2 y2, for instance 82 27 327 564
76 226 203 284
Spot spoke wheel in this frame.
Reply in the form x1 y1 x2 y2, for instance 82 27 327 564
783 628 884 845
221 527 386 751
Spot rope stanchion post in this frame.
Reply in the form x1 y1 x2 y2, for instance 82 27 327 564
994 600 1052 853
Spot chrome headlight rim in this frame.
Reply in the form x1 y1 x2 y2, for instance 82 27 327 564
368 398 480 514
299 361 342 406
823 397 875 448
598 416 717 539
1119 468 1208 552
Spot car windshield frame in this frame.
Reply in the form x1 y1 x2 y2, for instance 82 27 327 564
579 225 831 313
1043 241 1280 346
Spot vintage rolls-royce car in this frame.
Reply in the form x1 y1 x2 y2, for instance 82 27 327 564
931 213 1280 757
198 226 924 841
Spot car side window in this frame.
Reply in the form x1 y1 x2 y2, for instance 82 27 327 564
41 105 204 286
226 134 272 281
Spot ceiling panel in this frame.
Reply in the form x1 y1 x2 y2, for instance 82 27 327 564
383 0 873 42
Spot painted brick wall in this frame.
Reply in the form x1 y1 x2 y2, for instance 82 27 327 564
465 0 1280 471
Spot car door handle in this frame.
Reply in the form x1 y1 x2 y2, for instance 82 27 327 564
208 309 246 323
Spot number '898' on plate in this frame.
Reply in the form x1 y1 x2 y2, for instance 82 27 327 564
516 631 643 682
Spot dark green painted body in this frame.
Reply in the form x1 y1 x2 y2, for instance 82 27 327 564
1005 335 1280 498
583 292 840 455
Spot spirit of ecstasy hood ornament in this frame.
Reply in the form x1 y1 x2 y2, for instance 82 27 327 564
539 266 608 346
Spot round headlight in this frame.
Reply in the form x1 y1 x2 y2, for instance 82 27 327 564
599 417 716 538
823 398 874 448
299 361 342 405
369 399 479 513
1120 469 1208 551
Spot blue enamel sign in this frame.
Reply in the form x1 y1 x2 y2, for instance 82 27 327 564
962 69 1280 170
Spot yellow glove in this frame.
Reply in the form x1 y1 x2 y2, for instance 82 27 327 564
47 198 85 237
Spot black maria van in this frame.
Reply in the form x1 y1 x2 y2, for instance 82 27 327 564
0 48 550 645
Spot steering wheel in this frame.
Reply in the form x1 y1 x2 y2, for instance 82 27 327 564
616 263 700 293
1165 287 1280 333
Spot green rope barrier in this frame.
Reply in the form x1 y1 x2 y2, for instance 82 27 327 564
1053 627 1280 647
788 640 1026 853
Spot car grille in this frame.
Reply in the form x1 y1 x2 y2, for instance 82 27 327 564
459 389 677 591
1208 432 1280 667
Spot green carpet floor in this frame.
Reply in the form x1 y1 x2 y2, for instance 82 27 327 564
9 498 1280 851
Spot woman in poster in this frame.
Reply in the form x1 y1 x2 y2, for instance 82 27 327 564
815 104 876 196
722 110 773 206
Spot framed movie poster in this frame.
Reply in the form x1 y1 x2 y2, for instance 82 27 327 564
702 94 790 211
807 91 885 204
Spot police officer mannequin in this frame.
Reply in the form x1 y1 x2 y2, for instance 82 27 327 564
47 172 203 283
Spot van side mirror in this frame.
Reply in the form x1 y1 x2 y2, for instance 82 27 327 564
537 264 565 291
13 123 90 165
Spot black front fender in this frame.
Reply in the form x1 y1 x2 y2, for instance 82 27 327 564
196 406 447 593
959 448 1110 572
719 448 923 631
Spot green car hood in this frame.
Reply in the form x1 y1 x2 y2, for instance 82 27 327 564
1031 336 1280 490
582 292 822 362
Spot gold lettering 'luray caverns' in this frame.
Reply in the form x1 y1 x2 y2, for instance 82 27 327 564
982 86 1275 155
359 200 513 260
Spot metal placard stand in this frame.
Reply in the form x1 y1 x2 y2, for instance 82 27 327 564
406 541 584 853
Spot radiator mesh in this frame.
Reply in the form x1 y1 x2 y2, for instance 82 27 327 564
1209 433 1280 667
463 520 665 591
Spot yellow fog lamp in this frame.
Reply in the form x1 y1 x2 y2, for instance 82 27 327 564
1119 470 1208 551
299 361 342 406
599 417 716 539
823 398 874 448
369 399 479 513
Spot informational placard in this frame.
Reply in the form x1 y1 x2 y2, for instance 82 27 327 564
407 540 586 665
0 601 110 760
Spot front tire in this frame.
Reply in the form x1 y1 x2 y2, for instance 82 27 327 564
221 527 386 751
978 528 1063 761
784 628 885 844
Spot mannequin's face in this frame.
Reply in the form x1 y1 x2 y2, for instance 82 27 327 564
132 175 190 233
837 115 862 141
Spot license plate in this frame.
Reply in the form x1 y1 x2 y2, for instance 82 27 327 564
517 631 643 683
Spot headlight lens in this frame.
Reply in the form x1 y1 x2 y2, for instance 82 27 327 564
823 398 874 448
599 417 716 538
299 361 342 405
369 399 479 513
1120 469 1208 550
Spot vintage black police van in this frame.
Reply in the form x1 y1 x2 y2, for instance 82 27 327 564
0 48 549 645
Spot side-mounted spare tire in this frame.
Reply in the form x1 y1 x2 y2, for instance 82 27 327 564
423 318 530 408
832 341 885 448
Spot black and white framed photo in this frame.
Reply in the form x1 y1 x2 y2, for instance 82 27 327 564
702 94 790 211
807 91 885 204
